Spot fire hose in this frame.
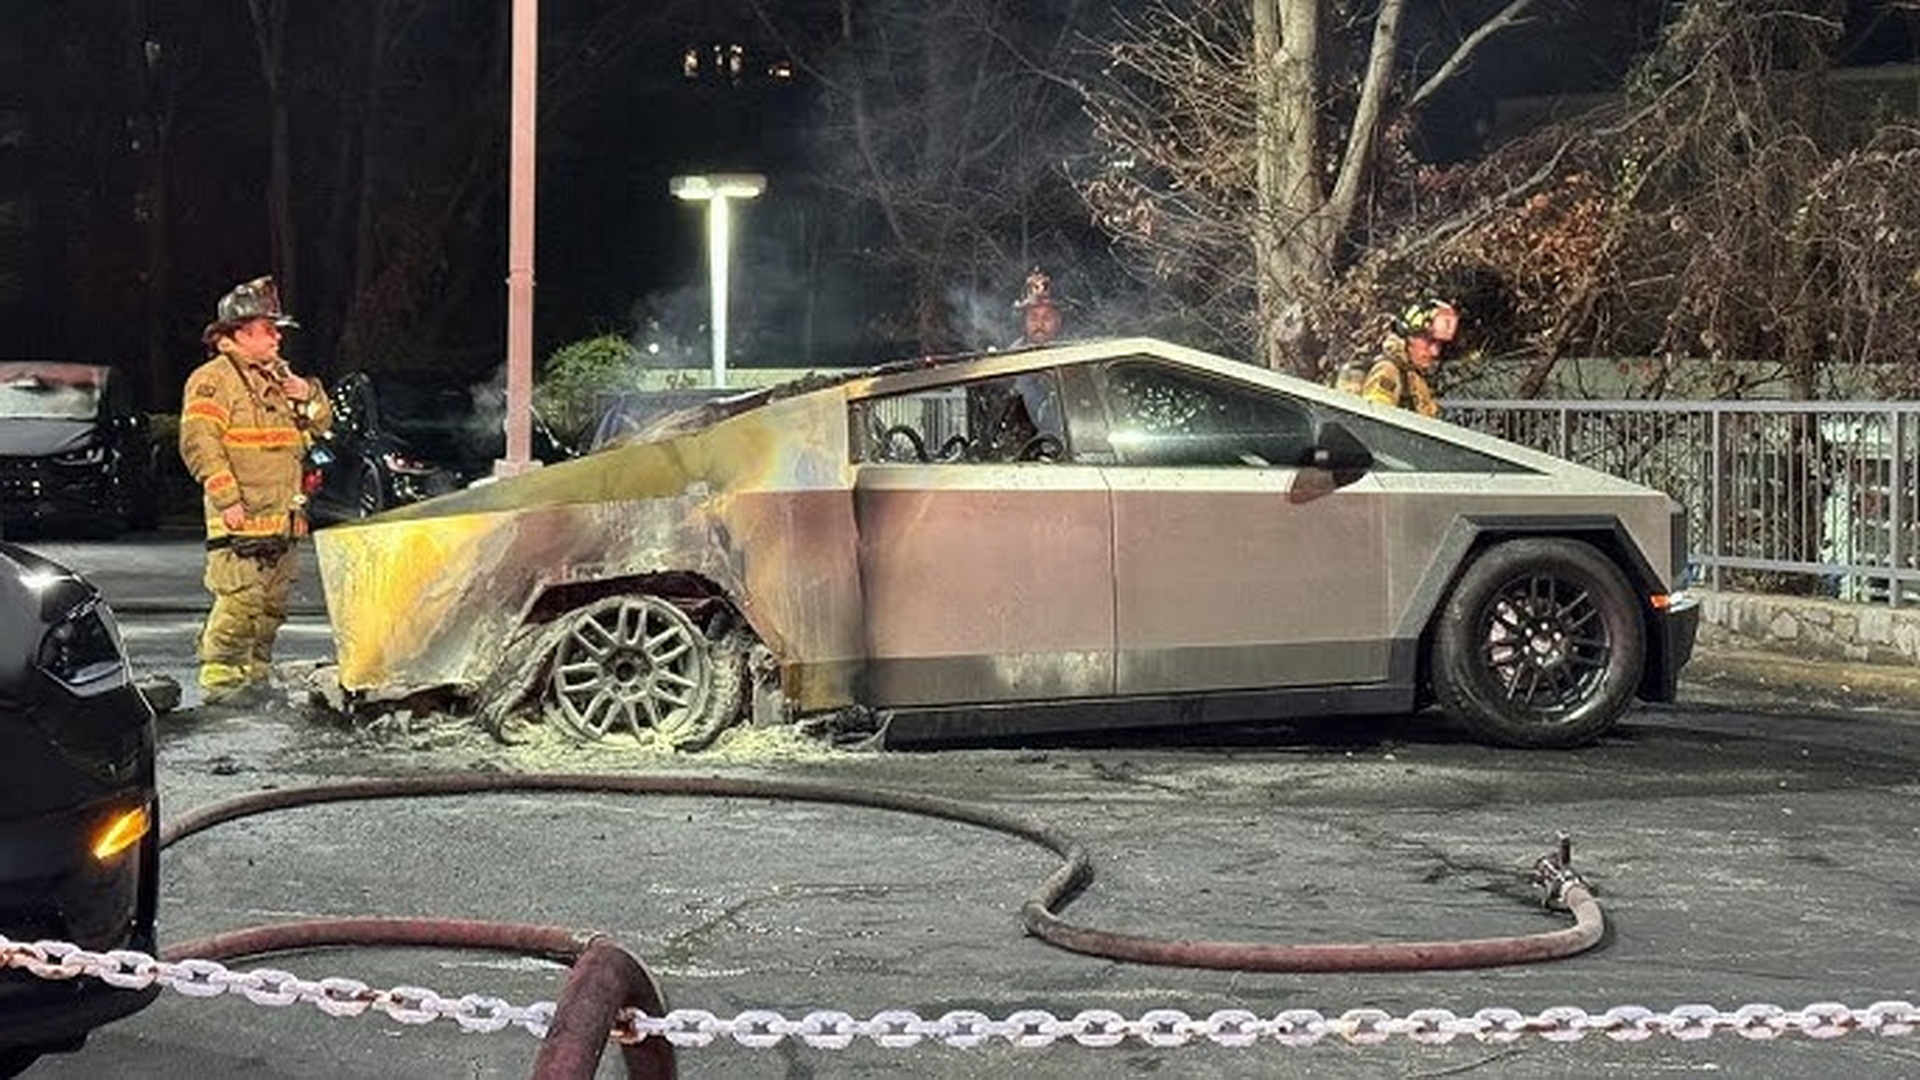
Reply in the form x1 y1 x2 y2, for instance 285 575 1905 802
157 772 1604 1077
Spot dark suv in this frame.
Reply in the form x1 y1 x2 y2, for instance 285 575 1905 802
0 543 159 1073
306 371 573 524
0 363 159 537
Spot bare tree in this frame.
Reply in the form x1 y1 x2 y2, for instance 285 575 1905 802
757 0 1099 352
1079 0 1539 373
245 0 297 306
126 0 177 405
1341 0 1920 401
1320 0 1920 593
317 0 714 372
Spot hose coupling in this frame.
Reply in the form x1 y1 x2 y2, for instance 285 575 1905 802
1531 831 1590 910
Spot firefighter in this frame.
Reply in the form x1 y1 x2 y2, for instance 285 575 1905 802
1332 355 1370 396
179 276 333 708
1013 267 1062 347
1355 298 1459 418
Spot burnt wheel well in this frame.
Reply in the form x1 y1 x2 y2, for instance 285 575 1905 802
527 572 740 637
469 573 754 738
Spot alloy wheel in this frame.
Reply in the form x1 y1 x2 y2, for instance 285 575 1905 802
545 596 713 742
1479 573 1612 714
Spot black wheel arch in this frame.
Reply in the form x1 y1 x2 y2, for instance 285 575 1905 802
1401 515 1678 706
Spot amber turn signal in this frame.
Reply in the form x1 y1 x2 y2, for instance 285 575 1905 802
91 805 151 861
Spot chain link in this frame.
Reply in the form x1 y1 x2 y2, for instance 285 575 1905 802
2 934 1914 1050
609 1002 1920 1047
0 935 558 1036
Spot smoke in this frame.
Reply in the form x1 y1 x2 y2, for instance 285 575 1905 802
464 370 510 448
944 265 1196 356
626 285 710 374
946 282 1023 352
612 230 1193 373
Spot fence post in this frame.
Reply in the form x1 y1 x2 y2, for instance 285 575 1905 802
1892 408 1907 609
1709 408 1724 593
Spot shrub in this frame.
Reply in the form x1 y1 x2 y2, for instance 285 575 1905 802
537 335 641 444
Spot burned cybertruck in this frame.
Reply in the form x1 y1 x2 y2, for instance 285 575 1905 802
314 337 1697 751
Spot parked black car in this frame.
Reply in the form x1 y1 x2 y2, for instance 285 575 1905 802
0 363 160 538
307 371 574 524
0 544 158 1074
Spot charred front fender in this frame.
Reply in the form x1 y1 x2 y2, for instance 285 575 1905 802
316 497 742 698
314 394 867 711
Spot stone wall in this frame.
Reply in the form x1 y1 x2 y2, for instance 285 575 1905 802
1696 589 1920 666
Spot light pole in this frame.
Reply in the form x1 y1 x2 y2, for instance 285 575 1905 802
671 173 765 388
499 0 537 475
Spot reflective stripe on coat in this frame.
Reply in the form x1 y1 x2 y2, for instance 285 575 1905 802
178 347 333 540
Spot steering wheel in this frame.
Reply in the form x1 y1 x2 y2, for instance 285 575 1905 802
1017 433 1066 463
879 424 929 463
936 434 972 462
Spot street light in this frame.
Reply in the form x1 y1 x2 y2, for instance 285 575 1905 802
671 173 766 388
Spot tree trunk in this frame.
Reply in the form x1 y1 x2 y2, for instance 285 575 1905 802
1250 0 1308 372
332 0 395 369
248 0 297 304
353 4 391 300
127 0 173 406
1249 0 1404 375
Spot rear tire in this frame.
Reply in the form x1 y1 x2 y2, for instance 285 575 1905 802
1432 538 1644 748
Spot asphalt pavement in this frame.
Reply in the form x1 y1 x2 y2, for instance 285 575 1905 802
10 530 1920 1079
19 527 328 616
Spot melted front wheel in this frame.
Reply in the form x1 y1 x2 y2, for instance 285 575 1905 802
544 595 715 744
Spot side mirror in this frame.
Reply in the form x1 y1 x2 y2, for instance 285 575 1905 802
1302 421 1372 487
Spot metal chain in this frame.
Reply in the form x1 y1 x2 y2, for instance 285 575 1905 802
0 937 554 1037
3 935 1914 1049
606 1001 1920 1048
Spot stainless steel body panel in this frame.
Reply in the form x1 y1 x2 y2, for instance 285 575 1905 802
318 393 870 710
1375 476 1685 617
852 463 1114 706
1105 466 1390 693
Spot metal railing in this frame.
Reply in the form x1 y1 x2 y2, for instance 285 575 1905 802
1448 399 1920 606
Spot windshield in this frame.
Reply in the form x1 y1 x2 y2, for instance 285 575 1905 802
0 366 105 421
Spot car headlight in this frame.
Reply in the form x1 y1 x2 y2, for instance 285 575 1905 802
52 444 109 467
37 597 129 690
381 451 437 475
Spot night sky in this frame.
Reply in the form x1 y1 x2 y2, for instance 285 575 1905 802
3 0 824 406
2 1 1914 410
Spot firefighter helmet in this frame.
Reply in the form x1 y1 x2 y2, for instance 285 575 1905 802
204 276 299 343
1014 267 1062 346
1394 298 1459 343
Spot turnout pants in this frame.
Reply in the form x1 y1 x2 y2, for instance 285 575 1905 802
197 544 298 690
